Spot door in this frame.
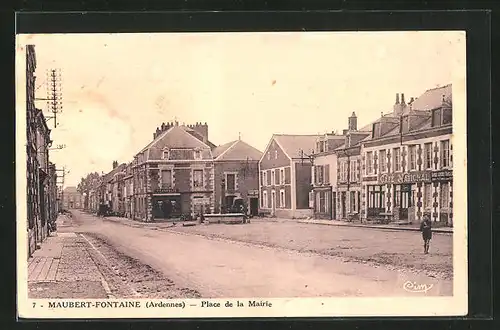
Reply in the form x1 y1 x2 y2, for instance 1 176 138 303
331 192 336 220
271 190 276 216
399 184 411 220
250 197 259 216
341 192 346 219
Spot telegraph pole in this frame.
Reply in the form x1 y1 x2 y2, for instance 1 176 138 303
35 68 63 128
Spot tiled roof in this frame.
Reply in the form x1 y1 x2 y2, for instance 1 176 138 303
273 134 322 159
410 84 452 111
140 125 211 154
63 186 78 193
214 140 263 161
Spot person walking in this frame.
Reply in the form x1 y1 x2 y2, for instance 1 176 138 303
420 214 433 254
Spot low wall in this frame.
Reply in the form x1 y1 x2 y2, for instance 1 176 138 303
204 213 245 224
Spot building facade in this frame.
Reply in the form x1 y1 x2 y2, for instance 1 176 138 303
212 139 262 215
132 122 215 222
360 86 453 225
311 134 345 219
259 134 319 219
62 187 84 209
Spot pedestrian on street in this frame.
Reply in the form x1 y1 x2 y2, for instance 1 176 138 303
420 214 432 254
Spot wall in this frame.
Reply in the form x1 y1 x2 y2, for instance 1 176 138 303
260 138 291 170
214 160 259 212
294 161 313 210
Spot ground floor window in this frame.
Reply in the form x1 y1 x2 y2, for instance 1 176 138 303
279 189 285 208
423 183 432 209
440 182 450 209
152 196 181 219
349 191 357 212
367 185 386 216
262 191 268 208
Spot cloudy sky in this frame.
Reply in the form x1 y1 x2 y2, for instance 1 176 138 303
16 31 465 187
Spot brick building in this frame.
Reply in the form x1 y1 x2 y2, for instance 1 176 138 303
212 139 262 215
132 122 216 221
259 134 320 219
62 186 84 209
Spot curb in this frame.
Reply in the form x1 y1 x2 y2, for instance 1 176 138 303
297 220 453 234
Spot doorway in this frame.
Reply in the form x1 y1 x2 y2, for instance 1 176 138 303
331 192 336 220
249 197 259 216
394 184 411 220
271 190 276 216
341 192 346 219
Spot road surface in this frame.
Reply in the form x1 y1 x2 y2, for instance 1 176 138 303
63 211 453 298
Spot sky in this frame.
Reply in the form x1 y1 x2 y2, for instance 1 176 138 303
16 31 466 187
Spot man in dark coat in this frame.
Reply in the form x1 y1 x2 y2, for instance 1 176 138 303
420 214 433 254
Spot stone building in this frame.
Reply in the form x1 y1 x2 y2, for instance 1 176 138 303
212 139 262 216
259 134 320 219
132 122 216 221
360 85 453 225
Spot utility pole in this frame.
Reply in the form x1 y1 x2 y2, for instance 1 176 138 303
55 167 68 212
35 68 63 128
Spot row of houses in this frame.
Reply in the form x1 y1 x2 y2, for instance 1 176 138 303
83 83 453 227
26 45 59 258
85 122 263 221
259 84 454 226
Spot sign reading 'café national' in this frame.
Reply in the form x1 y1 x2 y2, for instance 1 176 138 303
378 170 453 184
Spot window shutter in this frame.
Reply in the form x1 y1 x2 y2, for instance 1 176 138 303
356 159 360 181
325 164 330 184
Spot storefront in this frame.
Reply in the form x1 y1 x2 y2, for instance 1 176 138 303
313 187 334 220
365 170 453 224
152 189 182 219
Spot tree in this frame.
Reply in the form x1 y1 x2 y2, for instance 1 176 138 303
77 172 101 210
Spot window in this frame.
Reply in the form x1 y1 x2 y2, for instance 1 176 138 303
274 150 278 159
226 173 236 191
379 149 387 172
193 150 202 160
267 152 271 160
440 140 450 168
350 160 356 182
319 191 326 213
161 170 172 188
162 149 170 160
408 145 417 171
432 109 442 127
340 161 348 182
280 169 285 184
262 191 268 208
368 185 386 209
318 141 324 153
279 189 285 208
271 170 275 185
193 170 203 188
316 165 324 184
440 183 449 209
366 151 373 175
261 171 268 186
275 169 280 185
424 143 432 169
393 147 401 172
424 183 432 208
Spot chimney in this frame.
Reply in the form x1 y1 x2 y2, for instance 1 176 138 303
112 161 118 169
348 112 357 131
393 92 403 116
409 97 414 104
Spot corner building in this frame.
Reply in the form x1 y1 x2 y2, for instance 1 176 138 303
360 85 453 225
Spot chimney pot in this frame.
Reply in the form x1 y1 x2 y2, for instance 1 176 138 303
401 93 405 104
395 93 400 104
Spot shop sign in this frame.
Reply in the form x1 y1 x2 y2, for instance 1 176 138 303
154 187 179 194
378 171 431 184
247 190 259 196
431 170 453 181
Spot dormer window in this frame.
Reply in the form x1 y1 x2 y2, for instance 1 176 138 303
162 149 170 160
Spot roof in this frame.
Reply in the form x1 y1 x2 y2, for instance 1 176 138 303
103 163 126 183
140 125 211 154
213 140 263 161
410 84 452 111
63 186 78 193
273 134 322 159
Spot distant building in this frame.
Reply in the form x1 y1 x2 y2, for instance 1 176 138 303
259 134 320 219
62 187 84 209
212 139 262 216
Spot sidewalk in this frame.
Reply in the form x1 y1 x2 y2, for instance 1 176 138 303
27 218 110 298
296 219 453 234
